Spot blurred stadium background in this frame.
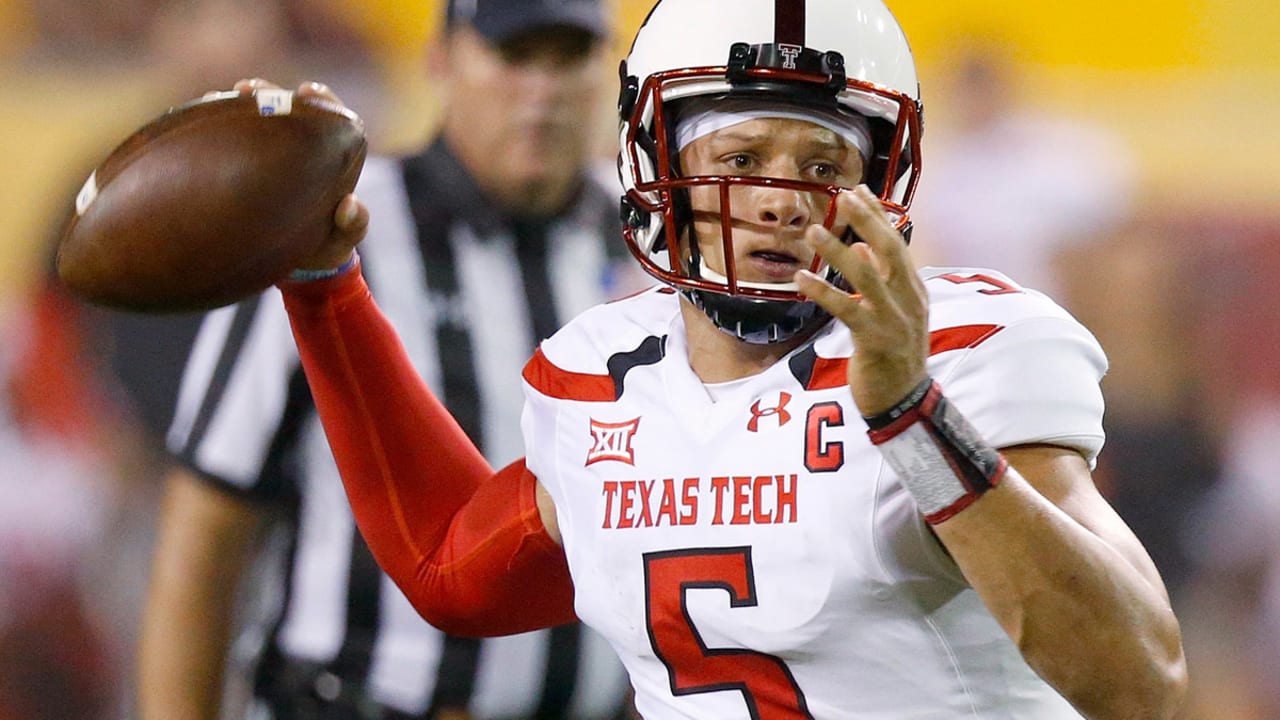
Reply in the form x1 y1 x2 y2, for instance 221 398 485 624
1 1 1277 718
1 0 1277 292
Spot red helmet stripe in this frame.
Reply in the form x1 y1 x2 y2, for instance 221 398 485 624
775 0 806 45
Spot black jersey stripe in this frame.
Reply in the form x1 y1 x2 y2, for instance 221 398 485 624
328 535 384 678
404 153 485 449
524 334 667 403
427 636 481 713
534 623 582 718
402 150 486 712
607 334 667 401
250 365 312 700
787 343 819 389
251 364 313 501
178 294 261 460
514 219 561 343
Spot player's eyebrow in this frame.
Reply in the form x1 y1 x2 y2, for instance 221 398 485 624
704 128 772 147
707 126 855 154
805 128 852 152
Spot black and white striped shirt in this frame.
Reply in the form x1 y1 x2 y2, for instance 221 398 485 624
166 141 635 718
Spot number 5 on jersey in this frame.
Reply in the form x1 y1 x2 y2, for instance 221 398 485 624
644 547 814 719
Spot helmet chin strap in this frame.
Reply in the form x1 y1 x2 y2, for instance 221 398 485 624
683 287 831 345
684 255 829 345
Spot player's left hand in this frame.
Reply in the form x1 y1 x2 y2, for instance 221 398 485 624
795 185 929 418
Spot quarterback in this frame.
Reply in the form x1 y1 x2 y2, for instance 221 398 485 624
268 0 1186 717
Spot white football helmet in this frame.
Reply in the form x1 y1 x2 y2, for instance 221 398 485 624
617 0 923 343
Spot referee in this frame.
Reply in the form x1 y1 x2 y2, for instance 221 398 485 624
136 1 638 718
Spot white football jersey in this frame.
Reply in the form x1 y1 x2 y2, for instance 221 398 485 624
521 267 1107 719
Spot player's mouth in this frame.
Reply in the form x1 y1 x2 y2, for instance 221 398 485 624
744 249 805 282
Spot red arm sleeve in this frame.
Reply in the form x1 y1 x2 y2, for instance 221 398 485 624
279 265 577 636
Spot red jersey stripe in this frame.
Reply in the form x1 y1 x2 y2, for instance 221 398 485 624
526 324 1005 399
523 347 617 401
929 324 1004 356
806 324 1005 391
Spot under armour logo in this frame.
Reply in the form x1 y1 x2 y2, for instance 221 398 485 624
778 44 802 70
748 392 792 432
586 417 641 466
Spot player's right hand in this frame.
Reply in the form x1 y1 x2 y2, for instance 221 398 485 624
795 185 930 417
309 190 369 271
231 77 370 272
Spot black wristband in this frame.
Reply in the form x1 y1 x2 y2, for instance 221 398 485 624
862 376 933 431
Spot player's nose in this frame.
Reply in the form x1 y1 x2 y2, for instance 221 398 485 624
753 186 812 230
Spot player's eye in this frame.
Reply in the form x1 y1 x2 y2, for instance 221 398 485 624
810 162 839 179
721 153 755 172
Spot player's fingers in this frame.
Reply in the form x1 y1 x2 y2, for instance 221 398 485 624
842 189 899 261
845 186 922 295
295 194 367 272
297 80 346 108
801 223 894 325
806 221 893 311
233 77 280 93
335 193 369 237
795 267 861 323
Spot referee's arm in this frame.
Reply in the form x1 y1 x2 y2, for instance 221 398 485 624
137 467 267 720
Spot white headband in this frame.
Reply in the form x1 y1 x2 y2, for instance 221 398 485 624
674 99 873 161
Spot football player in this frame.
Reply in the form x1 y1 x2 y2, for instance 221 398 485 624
269 0 1187 717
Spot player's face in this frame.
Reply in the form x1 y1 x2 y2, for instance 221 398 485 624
442 26 605 215
677 118 865 285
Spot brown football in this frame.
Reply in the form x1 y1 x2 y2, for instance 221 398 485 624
56 88 367 313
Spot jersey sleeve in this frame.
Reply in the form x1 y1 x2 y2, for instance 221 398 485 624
935 314 1108 464
165 292 303 497
280 267 577 636
520 368 557 502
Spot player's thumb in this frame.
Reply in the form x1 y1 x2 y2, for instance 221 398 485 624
296 193 368 271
